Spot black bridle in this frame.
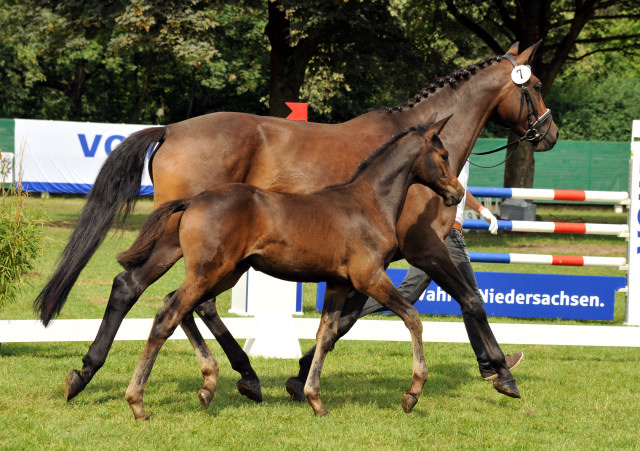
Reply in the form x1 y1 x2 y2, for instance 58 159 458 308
469 54 553 168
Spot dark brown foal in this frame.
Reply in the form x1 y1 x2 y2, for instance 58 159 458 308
118 117 464 419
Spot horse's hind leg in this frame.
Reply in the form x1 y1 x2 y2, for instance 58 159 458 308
195 299 262 402
65 232 183 401
126 289 191 420
180 313 219 409
354 271 428 413
304 282 350 416
126 264 246 419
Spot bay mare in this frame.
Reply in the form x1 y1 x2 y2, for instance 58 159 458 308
118 118 464 419
35 42 558 403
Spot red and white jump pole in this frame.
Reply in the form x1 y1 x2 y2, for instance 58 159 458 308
467 120 640 326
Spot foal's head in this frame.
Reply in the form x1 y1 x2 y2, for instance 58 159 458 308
413 116 465 207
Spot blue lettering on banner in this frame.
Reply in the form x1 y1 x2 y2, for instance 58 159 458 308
315 269 625 321
78 134 102 157
78 134 126 157
105 135 125 154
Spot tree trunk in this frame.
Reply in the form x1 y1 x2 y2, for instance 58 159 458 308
265 0 317 117
503 132 535 188
70 61 86 121
130 60 152 123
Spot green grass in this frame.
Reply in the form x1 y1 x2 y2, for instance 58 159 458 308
0 197 638 449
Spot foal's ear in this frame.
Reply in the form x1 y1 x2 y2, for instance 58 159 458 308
430 114 453 136
517 40 542 65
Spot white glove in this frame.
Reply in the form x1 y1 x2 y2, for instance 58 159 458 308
479 207 498 235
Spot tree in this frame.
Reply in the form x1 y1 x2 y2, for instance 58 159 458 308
442 0 640 188
264 0 421 118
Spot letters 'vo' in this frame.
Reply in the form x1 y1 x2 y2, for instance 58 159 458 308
78 134 125 157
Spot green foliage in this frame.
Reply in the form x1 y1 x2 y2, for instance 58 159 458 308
0 184 42 309
0 0 638 135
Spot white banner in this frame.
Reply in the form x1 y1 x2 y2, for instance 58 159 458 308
1 151 13 185
14 119 155 194
626 120 640 325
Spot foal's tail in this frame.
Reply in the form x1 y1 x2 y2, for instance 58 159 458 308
34 126 166 326
117 199 191 271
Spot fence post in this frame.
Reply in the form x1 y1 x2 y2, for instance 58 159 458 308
626 120 640 326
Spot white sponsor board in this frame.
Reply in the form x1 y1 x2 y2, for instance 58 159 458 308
626 120 640 325
14 119 155 194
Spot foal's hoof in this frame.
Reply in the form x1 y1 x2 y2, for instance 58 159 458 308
64 370 86 402
493 376 521 399
237 378 262 403
285 377 306 402
198 388 214 409
401 393 419 413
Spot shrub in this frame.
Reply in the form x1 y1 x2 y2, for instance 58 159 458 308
0 181 42 309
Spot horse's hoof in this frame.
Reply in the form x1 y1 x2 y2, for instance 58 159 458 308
285 377 306 402
237 378 262 403
64 370 86 402
198 388 214 409
493 377 521 399
402 393 419 413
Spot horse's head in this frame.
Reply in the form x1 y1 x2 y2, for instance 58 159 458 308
415 115 465 207
492 41 559 152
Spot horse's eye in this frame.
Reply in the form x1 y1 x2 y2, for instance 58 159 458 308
442 153 449 161
534 84 542 94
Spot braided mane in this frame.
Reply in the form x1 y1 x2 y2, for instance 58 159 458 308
387 56 503 113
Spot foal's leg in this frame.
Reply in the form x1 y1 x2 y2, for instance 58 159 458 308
126 289 192 420
354 270 428 413
126 264 247 419
286 290 367 402
195 300 262 402
65 240 183 401
304 282 350 416
180 313 220 409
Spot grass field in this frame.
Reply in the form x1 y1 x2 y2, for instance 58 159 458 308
1 196 638 449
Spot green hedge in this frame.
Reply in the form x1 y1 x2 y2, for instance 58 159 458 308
0 185 42 309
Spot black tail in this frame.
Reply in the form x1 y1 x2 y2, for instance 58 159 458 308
34 126 166 326
117 199 191 271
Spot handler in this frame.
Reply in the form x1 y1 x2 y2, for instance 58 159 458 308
358 161 524 380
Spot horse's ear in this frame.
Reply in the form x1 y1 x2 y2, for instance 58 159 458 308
517 40 542 65
425 112 438 127
506 41 519 55
431 114 453 136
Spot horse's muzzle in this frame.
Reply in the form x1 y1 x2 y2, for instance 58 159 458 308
443 185 465 207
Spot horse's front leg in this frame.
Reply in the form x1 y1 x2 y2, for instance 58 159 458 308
195 299 262 402
180 313 219 409
304 282 351 416
356 271 428 413
403 237 519 398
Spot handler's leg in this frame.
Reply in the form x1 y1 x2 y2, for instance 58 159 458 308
445 229 524 379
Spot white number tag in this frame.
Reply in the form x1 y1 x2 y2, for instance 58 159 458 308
511 65 532 84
